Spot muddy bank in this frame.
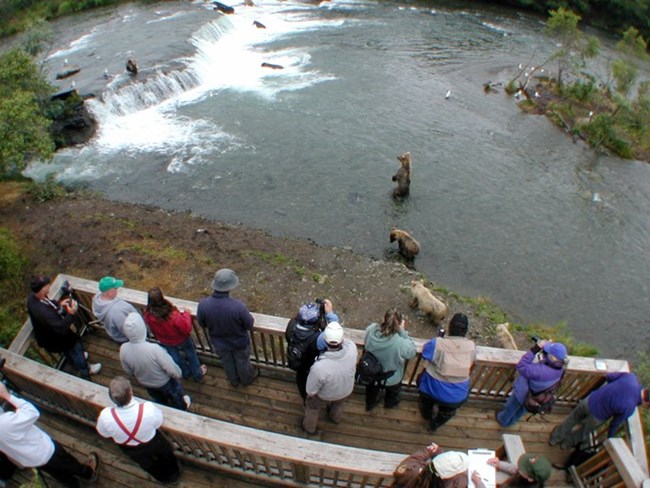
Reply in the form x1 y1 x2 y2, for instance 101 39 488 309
1 182 520 347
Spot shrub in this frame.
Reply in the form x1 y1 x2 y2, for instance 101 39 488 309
27 173 66 202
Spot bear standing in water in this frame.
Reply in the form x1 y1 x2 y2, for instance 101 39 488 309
392 152 411 199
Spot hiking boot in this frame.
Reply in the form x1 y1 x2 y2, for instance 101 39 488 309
183 394 192 410
89 363 102 375
87 452 100 482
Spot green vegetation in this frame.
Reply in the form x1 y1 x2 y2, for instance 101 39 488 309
499 0 650 41
27 172 66 202
242 250 307 278
0 228 28 347
510 11 649 161
0 47 56 179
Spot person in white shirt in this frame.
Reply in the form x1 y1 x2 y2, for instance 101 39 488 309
0 383 98 487
96 376 180 483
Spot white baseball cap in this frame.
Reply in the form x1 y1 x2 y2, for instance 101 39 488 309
324 322 344 345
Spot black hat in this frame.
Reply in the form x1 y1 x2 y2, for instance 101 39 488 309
450 313 468 329
30 275 51 293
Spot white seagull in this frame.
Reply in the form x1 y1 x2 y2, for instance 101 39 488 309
445 89 451 99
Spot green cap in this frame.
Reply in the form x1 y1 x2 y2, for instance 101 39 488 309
518 454 551 482
99 276 124 292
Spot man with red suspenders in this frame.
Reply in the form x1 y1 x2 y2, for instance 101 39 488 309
96 376 180 484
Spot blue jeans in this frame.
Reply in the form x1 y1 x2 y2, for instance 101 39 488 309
162 338 203 381
64 341 89 379
146 378 187 411
496 393 527 427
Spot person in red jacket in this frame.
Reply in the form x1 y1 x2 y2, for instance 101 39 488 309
143 287 207 382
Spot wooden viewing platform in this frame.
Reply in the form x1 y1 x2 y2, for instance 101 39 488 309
2 274 648 487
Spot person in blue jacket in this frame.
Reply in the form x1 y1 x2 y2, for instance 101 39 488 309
418 313 476 432
549 372 649 449
496 339 567 427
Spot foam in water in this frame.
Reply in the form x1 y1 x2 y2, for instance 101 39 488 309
69 1 342 170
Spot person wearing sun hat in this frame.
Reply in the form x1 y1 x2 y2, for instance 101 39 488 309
391 442 470 487
197 269 258 387
496 338 567 427
26 275 101 378
92 275 138 343
301 322 357 435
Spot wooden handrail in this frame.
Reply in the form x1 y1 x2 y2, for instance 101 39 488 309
0 349 403 487
11 274 648 481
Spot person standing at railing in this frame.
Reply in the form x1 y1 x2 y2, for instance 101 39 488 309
144 287 207 382
120 312 191 411
496 339 567 428
96 376 180 484
92 276 138 344
364 308 416 411
549 372 650 450
417 313 476 432
0 382 99 487
197 268 259 387
286 299 339 401
26 275 102 379
301 322 357 435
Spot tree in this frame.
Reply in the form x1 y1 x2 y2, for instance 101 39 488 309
0 48 55 179
546 8 600 87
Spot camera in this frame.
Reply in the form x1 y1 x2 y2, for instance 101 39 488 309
530 335 541 344
60 280 74 299
437 328 446 338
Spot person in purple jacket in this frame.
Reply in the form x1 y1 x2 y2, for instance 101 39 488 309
549 372 650 449
496 338 567 427
197 268 258 387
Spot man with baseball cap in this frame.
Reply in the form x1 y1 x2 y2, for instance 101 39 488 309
497 338 567 427
26 275 101 378
197 269 258 387
301 322 357 435
471 453 551 487
92 276 138 343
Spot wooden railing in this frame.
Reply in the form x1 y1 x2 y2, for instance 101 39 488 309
0 349 403 488
9 274 649 486
570 438 649 488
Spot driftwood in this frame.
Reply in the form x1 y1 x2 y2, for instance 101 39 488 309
56 65 81 80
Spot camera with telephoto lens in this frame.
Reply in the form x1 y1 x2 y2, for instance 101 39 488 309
314 298 327 329
530 335 541 344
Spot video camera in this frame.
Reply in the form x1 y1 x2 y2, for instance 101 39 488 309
59 280 75 300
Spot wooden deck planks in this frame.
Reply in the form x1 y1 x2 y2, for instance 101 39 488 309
71 327 578 477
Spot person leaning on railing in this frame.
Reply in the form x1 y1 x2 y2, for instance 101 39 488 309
470 454 551 487
417 313 476 432
92 276 138 344
496 338 567 428
144 287 207 382
549 372 650 450
26 275 102 379
96 375 180 484
364 308 416 411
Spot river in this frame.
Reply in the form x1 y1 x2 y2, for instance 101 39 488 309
25 0 650 358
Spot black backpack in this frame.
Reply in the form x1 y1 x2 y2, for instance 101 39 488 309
285 318 321 371
524 370 565 415
355 349 395 386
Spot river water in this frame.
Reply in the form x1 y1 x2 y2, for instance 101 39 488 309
25 0 650 357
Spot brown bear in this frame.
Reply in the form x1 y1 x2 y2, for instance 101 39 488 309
389 228 420 260
392 152 411 199
495 323 519 350
409 281 447 325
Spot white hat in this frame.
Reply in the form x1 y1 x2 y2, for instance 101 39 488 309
324 322 344 345
432 451 469 479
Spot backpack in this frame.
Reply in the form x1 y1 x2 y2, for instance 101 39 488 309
524 370 565 415
285 318 320 371
356 349 395 386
